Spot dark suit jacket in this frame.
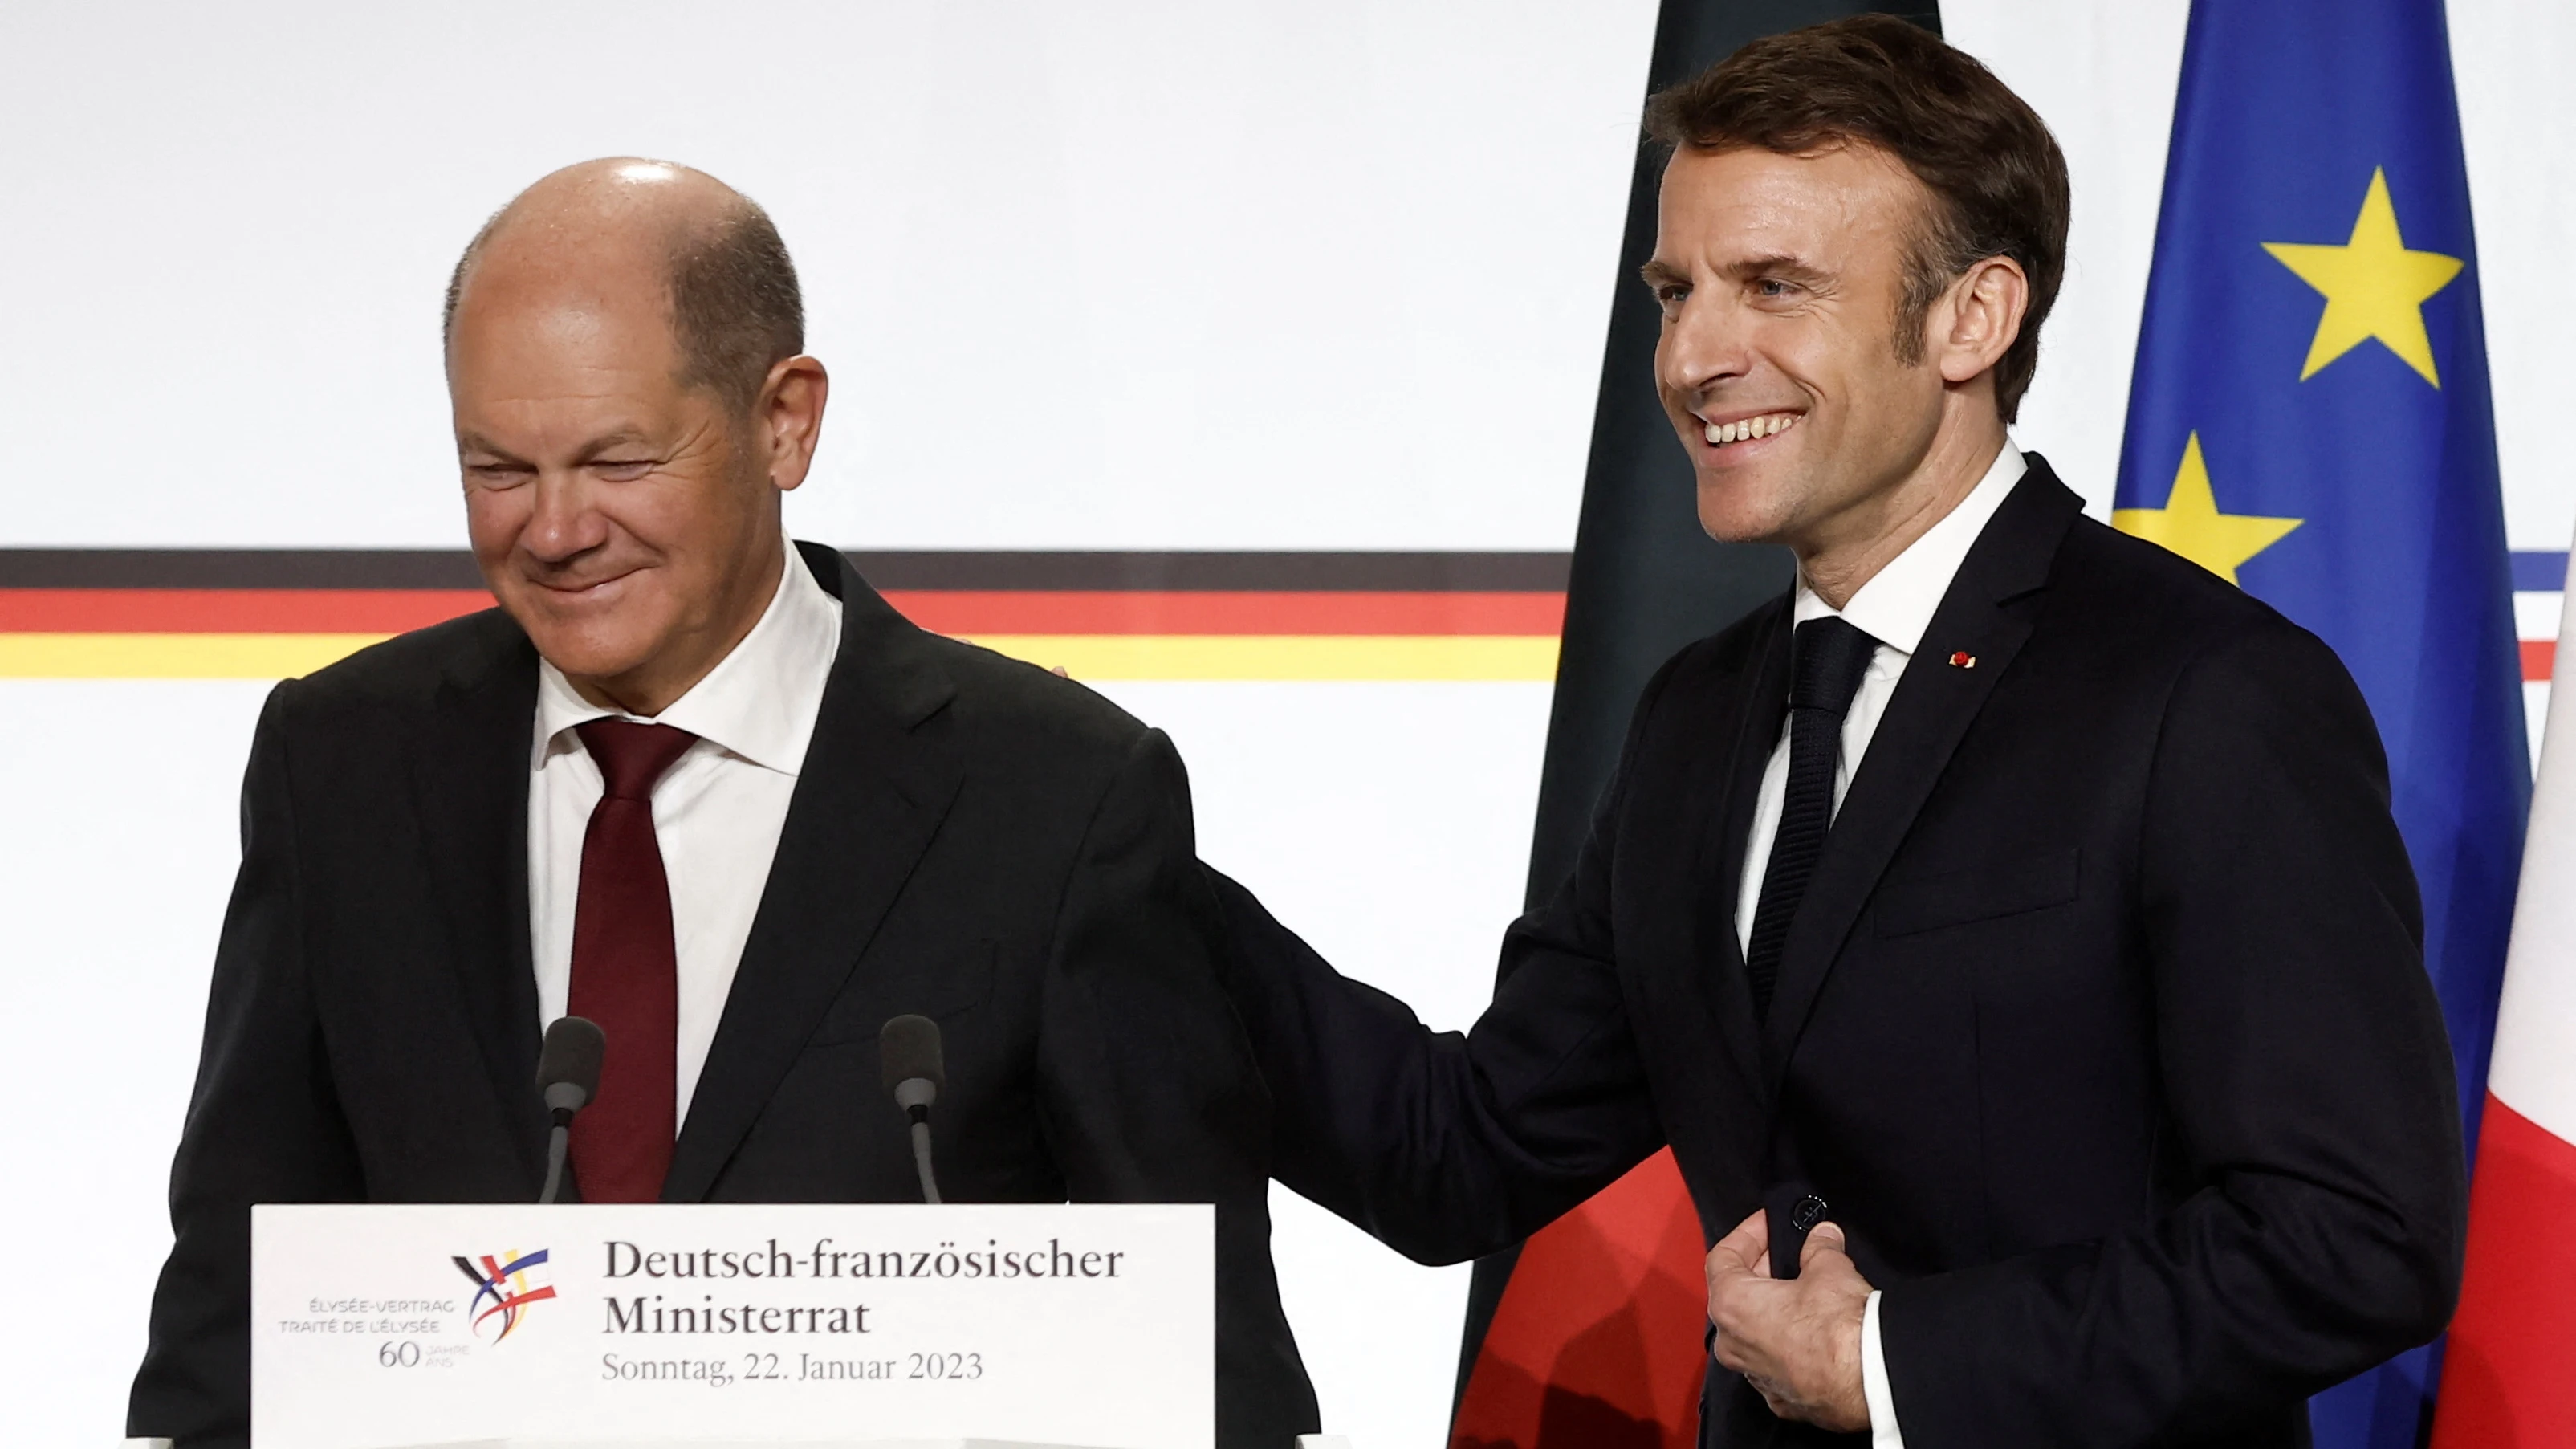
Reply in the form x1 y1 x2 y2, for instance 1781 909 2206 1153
1211 460 2464 1447
130 541 1317 1448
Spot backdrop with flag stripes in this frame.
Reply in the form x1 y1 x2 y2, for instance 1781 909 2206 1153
4 3 2574 1447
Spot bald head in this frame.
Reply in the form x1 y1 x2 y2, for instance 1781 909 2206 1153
442 158 802 413
443 157 831 718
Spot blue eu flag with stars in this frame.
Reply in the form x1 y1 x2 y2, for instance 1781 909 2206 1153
2112 1 2529 1443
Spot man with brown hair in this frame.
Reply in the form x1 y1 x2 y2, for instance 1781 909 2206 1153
1211 16 2460 1446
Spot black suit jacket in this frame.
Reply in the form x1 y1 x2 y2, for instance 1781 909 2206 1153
1211 460 2464 1447
130 542 1317 1448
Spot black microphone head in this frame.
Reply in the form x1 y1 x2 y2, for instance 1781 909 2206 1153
880 1014 946 1100
536 1016 605 1115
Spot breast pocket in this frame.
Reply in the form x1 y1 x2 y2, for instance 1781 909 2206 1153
806 941 999 1046
1873 849 2081 938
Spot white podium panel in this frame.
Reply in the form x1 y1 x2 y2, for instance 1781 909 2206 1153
392 1441 1076 1448
399 1433 1076 1443
252 1203 1212 1449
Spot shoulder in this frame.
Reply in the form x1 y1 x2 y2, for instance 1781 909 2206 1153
1631 590 1791 726
2008 514 2387 801
267 607 531 727
912 631 1158 765
879 631 1198 851
2047 513 2357 690
2053 511 2289 633
818 551 1156 775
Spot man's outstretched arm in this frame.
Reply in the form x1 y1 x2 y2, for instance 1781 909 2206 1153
1205 646 1687 1266
1207 865 1665 1264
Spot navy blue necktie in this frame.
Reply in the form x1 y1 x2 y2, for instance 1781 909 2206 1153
1744 617 1878 1020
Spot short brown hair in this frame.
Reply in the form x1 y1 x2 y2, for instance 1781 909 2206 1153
1646 15 2068 422
442 197 804 416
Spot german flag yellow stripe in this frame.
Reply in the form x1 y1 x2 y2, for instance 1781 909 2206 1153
0 633 393 679
0 632 1561 683
959 634 1558 681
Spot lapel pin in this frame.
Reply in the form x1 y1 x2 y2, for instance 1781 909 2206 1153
1948 651 1976 669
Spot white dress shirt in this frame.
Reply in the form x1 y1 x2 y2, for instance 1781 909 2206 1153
1731 442 2026 1448
529 541 843 1128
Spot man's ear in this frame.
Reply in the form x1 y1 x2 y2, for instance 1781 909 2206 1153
1935 256 2029 387
757 355 830 493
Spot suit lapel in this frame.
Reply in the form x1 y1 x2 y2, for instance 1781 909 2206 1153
1759 464 2083 1086
1691 596 1792 1071
661 545 964 1203
409 613 549 1187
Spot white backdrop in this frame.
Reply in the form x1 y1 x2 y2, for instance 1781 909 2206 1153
0 0 1654 552
4 2 2572 1446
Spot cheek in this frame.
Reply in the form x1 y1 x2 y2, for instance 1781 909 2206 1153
600 472 721 547
462 487 529 555
1760 316 1847 394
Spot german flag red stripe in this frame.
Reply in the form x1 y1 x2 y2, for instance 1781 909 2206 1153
0 588 496 633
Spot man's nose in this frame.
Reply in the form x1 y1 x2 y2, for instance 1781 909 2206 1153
519 470 609 564
1658 292 1753 401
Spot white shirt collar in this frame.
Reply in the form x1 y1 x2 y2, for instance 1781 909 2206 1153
1792 441 2028 656
532 541 844 775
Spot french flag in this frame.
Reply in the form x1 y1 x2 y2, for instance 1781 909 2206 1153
2433 544 2576 1448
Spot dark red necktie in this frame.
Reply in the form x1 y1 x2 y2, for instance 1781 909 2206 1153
566 718 698 1203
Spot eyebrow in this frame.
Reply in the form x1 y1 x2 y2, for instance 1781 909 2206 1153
454 428 656 462
454 431 521 462
574 429 655 459
1723 253 1830 284
1638 254 1834 290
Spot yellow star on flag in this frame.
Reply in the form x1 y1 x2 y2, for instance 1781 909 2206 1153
2262 167 2464 386
2111 433 2303 585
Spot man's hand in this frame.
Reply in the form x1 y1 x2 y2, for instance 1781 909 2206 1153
1705 1208 1874 1431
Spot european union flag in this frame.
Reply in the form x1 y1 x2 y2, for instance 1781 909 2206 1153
2112 1 2530 1443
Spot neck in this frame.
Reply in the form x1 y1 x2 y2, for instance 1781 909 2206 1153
1795 409 2006 610
571 532 789 717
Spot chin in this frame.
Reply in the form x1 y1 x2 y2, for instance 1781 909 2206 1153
504 597 667 687
1693 477 1793 546
526 633 661 687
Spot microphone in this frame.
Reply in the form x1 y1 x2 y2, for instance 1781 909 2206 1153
535 1016 604 1206
880 1014 946 1206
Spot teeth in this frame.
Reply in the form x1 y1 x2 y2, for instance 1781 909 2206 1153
1702 413 1798 446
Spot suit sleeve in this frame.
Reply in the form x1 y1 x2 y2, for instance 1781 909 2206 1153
1878 623 2465 1446
1204 669 1672 1267
1032 727 1320 1449
128 683 366 1449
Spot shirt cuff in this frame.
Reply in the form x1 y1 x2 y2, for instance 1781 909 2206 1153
1862 1288 1905 1448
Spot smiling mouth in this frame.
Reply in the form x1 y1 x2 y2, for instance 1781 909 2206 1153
1701 411 1803 447
530 568 637 599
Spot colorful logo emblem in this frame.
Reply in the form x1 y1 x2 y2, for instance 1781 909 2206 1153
453 1249 555 1342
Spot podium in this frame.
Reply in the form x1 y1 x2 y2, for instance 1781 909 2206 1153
252 1203 1215 1449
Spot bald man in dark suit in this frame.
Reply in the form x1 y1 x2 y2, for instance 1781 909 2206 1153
130 158 1316 1449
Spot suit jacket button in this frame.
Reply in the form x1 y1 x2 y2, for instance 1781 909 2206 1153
1791 1195 1828 1232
